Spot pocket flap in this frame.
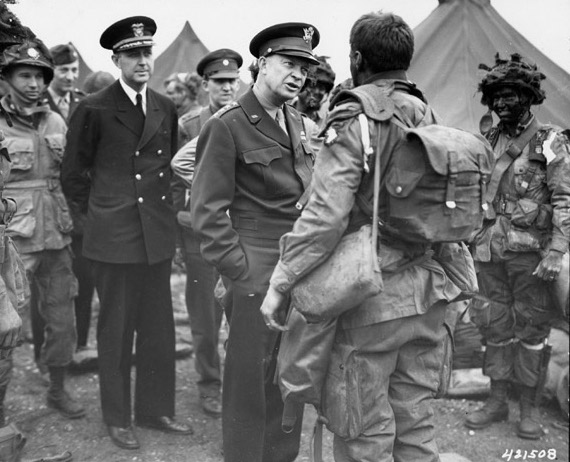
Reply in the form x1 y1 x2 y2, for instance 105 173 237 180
242 145 282 166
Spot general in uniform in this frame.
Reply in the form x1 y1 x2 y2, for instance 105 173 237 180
190 23 319 462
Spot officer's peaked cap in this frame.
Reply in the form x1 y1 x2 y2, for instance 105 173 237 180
249 22 320 65
197 49 243 79
100 16 156 52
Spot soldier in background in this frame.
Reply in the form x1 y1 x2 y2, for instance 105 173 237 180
171 48 243 418
46 44 84 122
164 71 202 120
293 55 335 130
82 70 115 95
466 53 570 439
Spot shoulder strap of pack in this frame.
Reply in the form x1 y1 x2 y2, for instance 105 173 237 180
484 117 542 204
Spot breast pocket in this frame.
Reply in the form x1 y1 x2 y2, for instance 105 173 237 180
4 138 34 172
44 134 66 164
241 145 284 197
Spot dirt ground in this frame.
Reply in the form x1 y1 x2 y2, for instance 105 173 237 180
5 274 569 462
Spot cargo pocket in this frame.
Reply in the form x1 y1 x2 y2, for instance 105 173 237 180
321 344 363 439
4 138 34 171
511 198 539 228
6 193 36 238
52 193 74 234
44 134 66 163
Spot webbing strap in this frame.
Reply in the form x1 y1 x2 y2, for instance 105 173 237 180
483 118 541 204
311 420 323 462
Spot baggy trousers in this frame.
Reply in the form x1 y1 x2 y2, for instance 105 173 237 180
223 234 302 462
472 253 553 386
327 303 450 462
92 260 176 427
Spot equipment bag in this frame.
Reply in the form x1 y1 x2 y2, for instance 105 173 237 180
385 116 495 243
342 83 495 244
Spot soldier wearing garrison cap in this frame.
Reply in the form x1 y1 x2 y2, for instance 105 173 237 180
189 22 319 462
46 43 84 121
171 47 243 420
466 53 570 440
62 15 192 450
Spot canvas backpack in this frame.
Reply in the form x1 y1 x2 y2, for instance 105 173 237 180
342 83 495 244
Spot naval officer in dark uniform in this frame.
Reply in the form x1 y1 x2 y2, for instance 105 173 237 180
190 22 320 462
61 15 192 450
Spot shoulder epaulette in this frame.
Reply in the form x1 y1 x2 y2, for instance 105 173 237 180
213 101 239 119
179 111 199 124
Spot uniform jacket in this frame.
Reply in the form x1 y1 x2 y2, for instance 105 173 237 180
178 105 213 149
2 96 72 254
269 74 463 329
470 116 570 261
45 88 85 122
61 80 178 265
190 88 315 281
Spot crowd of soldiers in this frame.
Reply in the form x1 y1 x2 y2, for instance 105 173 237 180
0 6 568 462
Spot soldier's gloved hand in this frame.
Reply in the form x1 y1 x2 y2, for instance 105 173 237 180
533 249 564 282
0 288 23 356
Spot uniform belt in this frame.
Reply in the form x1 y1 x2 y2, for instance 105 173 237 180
6 179 58 190
231 212 296 239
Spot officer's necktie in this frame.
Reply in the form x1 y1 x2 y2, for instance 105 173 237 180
135 93 145 118
275 108 287 135
58 96 69 119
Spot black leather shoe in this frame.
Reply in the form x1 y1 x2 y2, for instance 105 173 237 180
136 416 194 435
107 425 140 450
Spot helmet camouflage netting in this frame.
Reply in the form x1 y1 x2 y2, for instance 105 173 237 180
478 53 546 107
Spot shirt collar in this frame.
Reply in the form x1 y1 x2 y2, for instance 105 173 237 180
498 112 534 138
47 87 69 104
119 78 147 111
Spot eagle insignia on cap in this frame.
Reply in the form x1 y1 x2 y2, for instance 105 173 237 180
303 27 314 44
131 23 145 37
27 48 40 59
222 59 229 66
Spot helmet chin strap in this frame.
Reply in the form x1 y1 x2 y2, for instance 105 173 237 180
3 78 45 114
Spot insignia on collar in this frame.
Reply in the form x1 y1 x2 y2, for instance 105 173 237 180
131 23 144 37
303 27 314 44
324 127 338 145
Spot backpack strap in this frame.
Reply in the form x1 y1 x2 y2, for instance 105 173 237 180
484 117 542 205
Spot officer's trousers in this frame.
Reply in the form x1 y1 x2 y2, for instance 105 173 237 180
183 240 223 398
327 303 449 462
223 234 302 462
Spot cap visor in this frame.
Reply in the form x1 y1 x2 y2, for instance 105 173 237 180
276 50 319 65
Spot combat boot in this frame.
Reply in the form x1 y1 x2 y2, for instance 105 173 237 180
516 385 543 439
47 367 85 419
465 379 509 429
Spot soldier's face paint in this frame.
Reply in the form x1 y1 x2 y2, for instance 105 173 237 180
113 47 154 91
259 54 309 105
50 61 79 96
491 87 528 125
298 81 327 110
204 77 239 111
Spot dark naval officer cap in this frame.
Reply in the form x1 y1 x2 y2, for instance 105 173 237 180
100 16 156 52
49 43 79 66
197 49 243 79
249 22 320 65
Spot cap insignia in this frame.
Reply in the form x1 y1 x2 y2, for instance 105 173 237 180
27 48 40 59
303 27 314 44
223 59 229 66
131 23 145 37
